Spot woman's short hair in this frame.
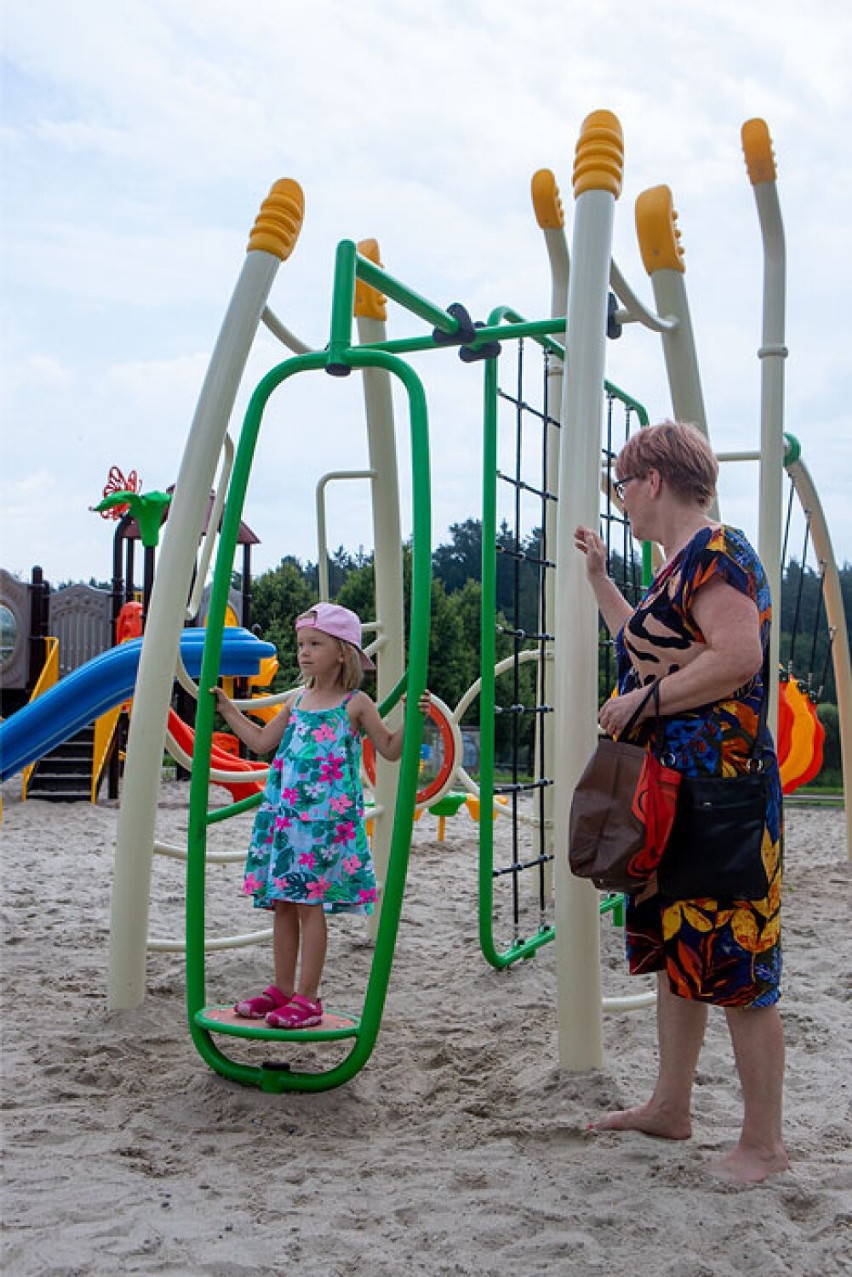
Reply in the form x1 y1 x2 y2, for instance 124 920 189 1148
616 420 718 508
301 639 364 693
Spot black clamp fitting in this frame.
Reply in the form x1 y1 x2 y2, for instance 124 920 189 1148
607 291 622 340
460 323 501 362
432 302 477 347
433 302 501 362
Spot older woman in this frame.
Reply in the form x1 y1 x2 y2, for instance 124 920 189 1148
575 420 788 1183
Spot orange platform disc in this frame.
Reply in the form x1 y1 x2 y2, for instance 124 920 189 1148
196 1004 359 1041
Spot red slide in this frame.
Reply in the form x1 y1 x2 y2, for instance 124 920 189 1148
166 710 267 802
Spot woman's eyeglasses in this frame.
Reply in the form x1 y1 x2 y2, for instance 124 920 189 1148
613 475 640 500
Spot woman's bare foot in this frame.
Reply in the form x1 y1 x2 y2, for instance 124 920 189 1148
707 1143 789 1184
594 1102 692 1140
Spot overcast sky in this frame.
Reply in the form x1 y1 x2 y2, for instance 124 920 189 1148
3 0 851 594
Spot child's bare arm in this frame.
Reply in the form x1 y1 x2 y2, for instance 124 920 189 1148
210 687 292 755
354 690 432 762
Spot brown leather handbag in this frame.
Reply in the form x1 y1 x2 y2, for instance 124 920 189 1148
569 681 681 893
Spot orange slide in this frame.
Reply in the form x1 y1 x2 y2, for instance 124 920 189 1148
166 710 267 802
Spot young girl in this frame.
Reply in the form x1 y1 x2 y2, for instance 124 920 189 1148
212 602 429 1029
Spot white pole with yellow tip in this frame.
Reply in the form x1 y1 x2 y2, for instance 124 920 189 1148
353 238 406 937
108 181 305 1010
634 185 716 516
553 111 624 1071
742 118 786 734
530 169 569 900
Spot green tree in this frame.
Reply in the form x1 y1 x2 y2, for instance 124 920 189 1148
780 559 851 704
336 559 377 625
250 558 315 689
432 518 482 592
815 702 841 786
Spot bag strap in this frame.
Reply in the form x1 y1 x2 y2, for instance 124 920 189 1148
614 628 771 759
615 677 662 741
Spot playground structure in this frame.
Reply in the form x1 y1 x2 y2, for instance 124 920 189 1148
2 110 850 1093
0 467 273 804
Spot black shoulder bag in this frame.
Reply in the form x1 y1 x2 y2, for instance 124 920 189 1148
656 651 773 902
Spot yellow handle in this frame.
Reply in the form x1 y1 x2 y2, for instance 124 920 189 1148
573 110 623 199
531 169 565 229
635 184 685 275
354 238 387 320
247 178 305 259
741 118 776 185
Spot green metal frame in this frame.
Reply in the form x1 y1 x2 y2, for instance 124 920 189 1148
186 255 434 1090
185 241 652 1085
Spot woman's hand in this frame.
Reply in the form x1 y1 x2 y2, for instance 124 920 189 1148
597 686 650 738
574 525 608 581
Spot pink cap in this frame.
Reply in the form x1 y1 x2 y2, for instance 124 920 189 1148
295 602 375 670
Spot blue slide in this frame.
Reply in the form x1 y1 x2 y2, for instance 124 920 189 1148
0 628 276 781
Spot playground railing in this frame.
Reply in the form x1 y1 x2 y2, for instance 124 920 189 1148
20 637 59 800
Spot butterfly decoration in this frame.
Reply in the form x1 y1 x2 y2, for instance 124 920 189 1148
99 466 142 519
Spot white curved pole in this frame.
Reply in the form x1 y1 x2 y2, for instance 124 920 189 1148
261 305 313 354
185 434 234 621
743 120 787 735
531 170 568 904
786 455 852 859
554 112 624 1072
350 241 407 939
608 260 677 334
315 470 376 602
109 180 305 1009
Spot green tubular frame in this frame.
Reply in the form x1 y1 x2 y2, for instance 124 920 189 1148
185 240 653 1086
186 332 431 1092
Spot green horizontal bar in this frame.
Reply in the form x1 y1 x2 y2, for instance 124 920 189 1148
206 791 263 824
604 378 650 422
363 315 566 359
356 255 460 334
487 306 566 358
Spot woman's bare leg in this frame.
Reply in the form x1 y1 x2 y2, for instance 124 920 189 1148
710 1004 788 1182
597 974 707 1138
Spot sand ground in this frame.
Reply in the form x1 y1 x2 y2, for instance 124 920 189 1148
1 778 850 1276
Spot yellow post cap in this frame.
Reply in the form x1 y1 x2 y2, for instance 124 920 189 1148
531 169 565 229
741 118 777 185
572 110 624 199
635 184 685 275
354 238 387 320
247 178 305 260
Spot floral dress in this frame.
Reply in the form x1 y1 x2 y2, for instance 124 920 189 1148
243 692 377 915
617 525 783 1007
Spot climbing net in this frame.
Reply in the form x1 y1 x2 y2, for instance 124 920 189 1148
478 338 648 966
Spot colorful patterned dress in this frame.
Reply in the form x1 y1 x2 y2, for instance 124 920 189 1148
617 525 783 1007
243 692 377 915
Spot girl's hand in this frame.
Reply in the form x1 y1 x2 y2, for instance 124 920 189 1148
401 690 432 715
574 525 608 581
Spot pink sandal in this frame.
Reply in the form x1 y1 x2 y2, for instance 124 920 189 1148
265 994 323 1029
234 986 290 1019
